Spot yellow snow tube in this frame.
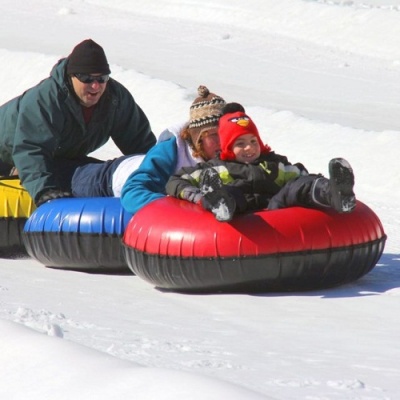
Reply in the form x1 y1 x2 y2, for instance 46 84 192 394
0 178 35 256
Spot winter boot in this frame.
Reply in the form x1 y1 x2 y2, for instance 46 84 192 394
328 158 356 213
311 158 356 213
199 167 236 222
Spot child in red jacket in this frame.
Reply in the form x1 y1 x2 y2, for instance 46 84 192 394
166 104 356 221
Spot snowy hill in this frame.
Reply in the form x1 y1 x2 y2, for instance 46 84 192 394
0 1 399 399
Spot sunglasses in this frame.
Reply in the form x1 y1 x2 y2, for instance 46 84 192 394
73 73 110 84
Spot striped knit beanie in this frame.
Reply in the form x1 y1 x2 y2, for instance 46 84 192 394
188 86 226 146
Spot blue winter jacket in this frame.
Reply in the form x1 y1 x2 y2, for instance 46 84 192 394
121 137 178 214
0 58 155 202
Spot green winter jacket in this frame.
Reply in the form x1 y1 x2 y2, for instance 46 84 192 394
0 58 156 202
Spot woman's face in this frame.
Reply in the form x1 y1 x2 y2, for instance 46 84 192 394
199 128 221 160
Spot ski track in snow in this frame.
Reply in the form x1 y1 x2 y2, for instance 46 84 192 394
2 292 398 399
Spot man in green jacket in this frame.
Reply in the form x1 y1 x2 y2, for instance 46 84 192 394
0 39 156 205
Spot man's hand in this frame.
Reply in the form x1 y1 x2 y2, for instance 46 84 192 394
36 189 73 207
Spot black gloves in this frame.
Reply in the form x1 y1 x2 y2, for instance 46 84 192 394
36 189 73 207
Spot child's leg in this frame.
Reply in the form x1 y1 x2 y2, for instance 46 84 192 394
311 159 356 213
268 175 316 210
268 158 356 213
268 159 356 213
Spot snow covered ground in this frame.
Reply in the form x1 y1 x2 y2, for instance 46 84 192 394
0 1 399 399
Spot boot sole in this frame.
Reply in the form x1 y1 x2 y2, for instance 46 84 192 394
329 158 356 213
200 168 236 222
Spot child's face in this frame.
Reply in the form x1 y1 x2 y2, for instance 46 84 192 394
232 133 261 163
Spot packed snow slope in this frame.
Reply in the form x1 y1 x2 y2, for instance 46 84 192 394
0 1 399 399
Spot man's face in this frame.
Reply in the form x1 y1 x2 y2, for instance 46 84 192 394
70 73 109 107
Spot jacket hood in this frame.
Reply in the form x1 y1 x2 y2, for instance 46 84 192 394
50 58 70 92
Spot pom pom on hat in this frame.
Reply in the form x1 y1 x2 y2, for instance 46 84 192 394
66 39 111 75
188 85 226 146
218 111 271 161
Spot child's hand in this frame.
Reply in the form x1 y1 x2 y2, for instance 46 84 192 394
180 187 202 204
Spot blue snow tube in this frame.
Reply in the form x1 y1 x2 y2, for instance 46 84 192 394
23 197 132 271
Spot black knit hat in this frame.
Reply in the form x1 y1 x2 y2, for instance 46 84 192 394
66 39 111 75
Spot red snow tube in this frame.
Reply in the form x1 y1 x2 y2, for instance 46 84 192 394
123 197 386 293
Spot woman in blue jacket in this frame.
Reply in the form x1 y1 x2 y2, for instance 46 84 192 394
119 86 226 214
